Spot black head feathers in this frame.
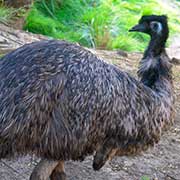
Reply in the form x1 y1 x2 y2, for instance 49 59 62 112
129 15 169 40
138 15 168 25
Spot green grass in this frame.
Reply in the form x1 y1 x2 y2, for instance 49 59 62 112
0 5 14 23
0 54 4 58
24 0 180 51
0 2 28 24
141 175 150 180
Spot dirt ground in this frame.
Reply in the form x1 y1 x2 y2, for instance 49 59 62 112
0 46 180 180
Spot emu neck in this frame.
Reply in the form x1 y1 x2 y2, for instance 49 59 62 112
138 34 172 96
144 35 166 57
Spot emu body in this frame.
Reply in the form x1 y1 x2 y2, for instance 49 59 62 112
0 15 174 180
0 40 167 159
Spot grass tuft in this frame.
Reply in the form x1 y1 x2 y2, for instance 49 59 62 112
0 5 14 23
141 175 151 180
0 2 28 24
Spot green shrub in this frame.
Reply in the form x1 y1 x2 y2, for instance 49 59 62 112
24 0 180 51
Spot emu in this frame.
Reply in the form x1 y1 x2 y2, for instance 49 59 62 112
0 15 174 180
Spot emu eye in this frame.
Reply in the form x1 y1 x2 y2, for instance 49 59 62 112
150 21 162 34
152 23 158 30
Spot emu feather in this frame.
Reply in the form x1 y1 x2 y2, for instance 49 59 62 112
0 15 174 180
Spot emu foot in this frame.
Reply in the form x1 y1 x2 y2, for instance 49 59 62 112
93 139 117 171
50 171 66 180
30 159 59 180
93 151 107 170
50 161 66 180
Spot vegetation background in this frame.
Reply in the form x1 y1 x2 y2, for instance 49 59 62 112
1 0 180 52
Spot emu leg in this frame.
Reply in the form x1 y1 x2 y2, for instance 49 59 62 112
93 139 117 170
30 159 59 180
50 161 66 180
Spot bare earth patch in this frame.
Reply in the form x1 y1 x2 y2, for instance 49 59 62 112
0 49 180 180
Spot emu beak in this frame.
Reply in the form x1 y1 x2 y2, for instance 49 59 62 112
129 24 146 32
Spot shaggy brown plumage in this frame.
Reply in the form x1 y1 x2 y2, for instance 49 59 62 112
0 15 174 179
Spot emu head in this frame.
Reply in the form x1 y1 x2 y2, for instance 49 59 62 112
129 15 169 40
